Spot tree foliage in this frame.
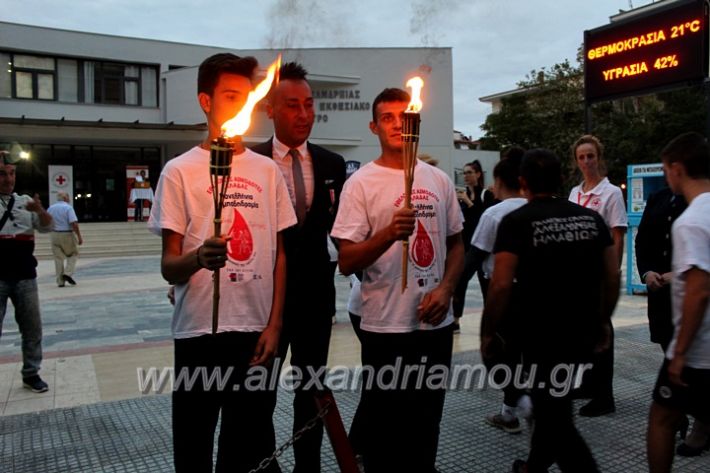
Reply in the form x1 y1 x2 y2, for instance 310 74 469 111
480 54 707 189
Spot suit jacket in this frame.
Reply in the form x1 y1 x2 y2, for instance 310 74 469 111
251 139 346 317
635 187 687 345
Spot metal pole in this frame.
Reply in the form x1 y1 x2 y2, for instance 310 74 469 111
313 390 360 473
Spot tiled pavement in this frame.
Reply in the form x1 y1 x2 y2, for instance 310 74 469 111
1 256 709 471
0 257 174 356
2 328 710 472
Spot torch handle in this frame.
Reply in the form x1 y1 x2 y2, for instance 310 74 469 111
400 111 420 294
401 185 413 293
402 240 410 293
212 219 221 335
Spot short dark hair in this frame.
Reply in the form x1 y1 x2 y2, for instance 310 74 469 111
268 62 309 100
521 149 562 194
661 131 710 179
494 151 523 191
197 53 258 96
372 88 410 123
501 146 525 162
279 61 308 82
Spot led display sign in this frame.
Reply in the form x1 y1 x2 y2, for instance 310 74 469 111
584 0 709 102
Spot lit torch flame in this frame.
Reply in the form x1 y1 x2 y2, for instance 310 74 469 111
221 55 282 138
405 76 424 113
401 75 424 293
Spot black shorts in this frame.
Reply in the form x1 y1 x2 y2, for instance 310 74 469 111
652 358 710 423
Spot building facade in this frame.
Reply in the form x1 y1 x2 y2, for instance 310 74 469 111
1 22 456 221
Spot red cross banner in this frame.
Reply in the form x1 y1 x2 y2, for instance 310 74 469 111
48 165 73 205
126 165 152 222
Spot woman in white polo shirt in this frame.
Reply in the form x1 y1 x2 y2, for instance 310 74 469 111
569 135 628 266
568 134 628 418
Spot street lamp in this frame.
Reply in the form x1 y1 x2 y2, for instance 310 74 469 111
0 142 31 164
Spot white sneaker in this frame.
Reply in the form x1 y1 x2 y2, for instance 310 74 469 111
485 413 522 434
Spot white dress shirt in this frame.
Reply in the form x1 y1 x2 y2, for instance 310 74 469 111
271 136 315 210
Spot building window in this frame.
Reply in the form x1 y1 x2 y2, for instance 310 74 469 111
140 66 157 107
94 62 124 104
11 54 56 100
124 65 139 105
15 71 34 98
1 52 82 102
0 53 12 98
0 50 157 106
86 61 158 106
57 59 79 102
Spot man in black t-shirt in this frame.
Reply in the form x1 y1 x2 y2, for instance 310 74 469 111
481 149 620 473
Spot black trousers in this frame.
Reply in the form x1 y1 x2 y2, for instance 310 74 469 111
648 285 674 349
580 321 614 402
172 332 281 473
134 199 145 221
527 362 599 473
358 326 453 473
452 248 481 318
271 308 333 473
348 313 365 455
483 280 524 407
485 340 526 408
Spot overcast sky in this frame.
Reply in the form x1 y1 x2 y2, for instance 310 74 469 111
0 0 652 139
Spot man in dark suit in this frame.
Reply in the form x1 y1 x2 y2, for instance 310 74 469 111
635 187 687 352
251 62 346 473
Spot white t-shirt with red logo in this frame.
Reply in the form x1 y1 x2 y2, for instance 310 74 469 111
149 146 297 339
568 177 628 230
667 192 710 368
331 161 464 333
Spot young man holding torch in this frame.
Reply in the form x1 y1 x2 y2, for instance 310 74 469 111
149 53 296 473
331 87 464 472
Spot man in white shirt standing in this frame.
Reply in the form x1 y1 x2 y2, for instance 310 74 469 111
647 131 710 472
47 191 83 287
332 88 464 472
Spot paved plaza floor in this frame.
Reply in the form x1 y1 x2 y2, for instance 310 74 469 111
1 256 709 471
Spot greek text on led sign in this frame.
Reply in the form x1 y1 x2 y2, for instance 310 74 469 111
587 19 701 61
584 0 709 102
592 19 701 82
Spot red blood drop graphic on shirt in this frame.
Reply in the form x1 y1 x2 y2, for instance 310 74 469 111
411 220 434 268
227 208 254 262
